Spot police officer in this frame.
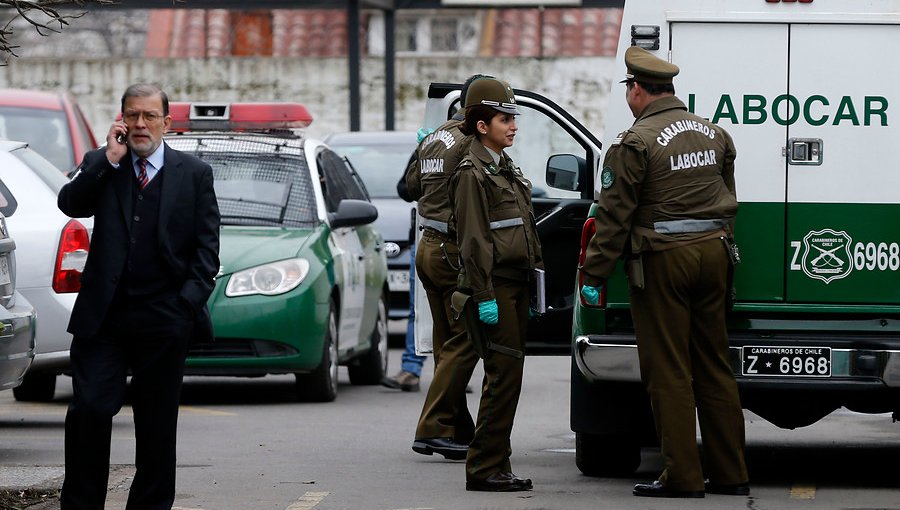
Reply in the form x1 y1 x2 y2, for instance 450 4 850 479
405 75 489 460
580 46 748 498
450 77 542 492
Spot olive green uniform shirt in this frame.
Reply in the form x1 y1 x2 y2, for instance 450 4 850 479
450 140 543 302
582 96 737 285
404 118 472 236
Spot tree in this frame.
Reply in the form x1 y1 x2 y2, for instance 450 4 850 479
0 1 116 63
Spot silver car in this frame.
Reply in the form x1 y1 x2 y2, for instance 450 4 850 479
325 131 417 334
0 140 91 401
0 205 37 392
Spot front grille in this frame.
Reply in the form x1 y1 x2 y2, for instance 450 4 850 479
188 339 255 358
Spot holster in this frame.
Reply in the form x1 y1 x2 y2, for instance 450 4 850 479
720 236 740 312
450 291 523 360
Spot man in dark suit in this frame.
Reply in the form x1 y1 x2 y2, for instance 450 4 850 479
58 83 220 510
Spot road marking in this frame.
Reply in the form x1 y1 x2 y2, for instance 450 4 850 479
286 491 329 509
179 406 237 416
790 483 816 499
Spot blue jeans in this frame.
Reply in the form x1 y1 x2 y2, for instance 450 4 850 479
401 242 426 376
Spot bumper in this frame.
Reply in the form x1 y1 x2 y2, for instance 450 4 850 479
575 334 900 389
0 293 36 390
18 286 75 371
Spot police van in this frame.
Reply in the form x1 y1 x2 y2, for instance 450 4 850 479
422 0 900 477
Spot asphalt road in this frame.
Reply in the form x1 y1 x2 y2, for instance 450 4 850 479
1 349 899 509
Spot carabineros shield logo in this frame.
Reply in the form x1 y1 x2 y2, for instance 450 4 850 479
600 166 615 189
801 228 853 284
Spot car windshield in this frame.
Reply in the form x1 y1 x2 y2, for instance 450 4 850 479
329 142 413 199
0 107 73 172
167 136 318 227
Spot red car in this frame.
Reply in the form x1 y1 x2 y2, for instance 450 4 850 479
0 88 98 174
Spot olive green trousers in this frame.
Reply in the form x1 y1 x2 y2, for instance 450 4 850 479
629 238 748 491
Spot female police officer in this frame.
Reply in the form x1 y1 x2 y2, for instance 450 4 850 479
449 77 543 492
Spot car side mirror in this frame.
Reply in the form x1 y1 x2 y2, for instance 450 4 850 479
328 199 378 229
545 154 585 192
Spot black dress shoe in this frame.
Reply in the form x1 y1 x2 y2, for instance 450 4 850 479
466 472 533 492
705 481 750 496
633 480 704 498
411 437 468 460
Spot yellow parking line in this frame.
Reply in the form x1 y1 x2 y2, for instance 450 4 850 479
179 406 237 416
286 491 329 510
790 483 816 499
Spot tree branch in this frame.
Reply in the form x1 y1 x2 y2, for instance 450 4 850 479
1 1 117 63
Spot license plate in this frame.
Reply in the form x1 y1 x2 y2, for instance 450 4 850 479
388 270 410 292
0 256 9 286
742 346 831 377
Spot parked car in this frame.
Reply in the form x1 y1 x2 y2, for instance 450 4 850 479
0 204 37 392
0 88 98 174
324 131 418 332
164 102 389 402
0 140 91 401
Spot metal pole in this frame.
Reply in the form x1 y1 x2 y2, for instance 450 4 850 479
384 8 396 131
348 0 361 131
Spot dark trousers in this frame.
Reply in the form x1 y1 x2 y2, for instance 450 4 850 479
61 295 192 510
466 277 528 481
415 233 477 443
630 238 748 491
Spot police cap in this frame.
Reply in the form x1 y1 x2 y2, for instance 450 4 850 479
620 46 679 84
463 77 519 115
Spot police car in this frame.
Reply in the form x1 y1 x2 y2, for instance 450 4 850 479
164 102 389 402
423 0 900 476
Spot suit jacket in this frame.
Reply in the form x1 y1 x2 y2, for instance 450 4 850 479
58 143 221 342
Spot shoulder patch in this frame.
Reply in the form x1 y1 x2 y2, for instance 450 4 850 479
611 130 628 146
600 166 615 189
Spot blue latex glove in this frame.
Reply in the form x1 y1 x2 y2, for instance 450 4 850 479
478 299 499 325
580 285 601 305
416 127 435 143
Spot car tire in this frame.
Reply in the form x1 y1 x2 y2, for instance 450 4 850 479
13 371 57 402
295 300 339 402
348 292 388 385
575 432 641 477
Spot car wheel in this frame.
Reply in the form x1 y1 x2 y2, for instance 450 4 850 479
295 300 339 402
13 372 57 402
575 432 641 477
347 292 388 385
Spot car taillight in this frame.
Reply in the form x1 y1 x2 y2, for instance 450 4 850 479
577 216 606 308
53 219 89 293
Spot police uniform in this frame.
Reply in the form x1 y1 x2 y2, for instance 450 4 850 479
581 47 748 496
449 78 543 491
405 114 478 448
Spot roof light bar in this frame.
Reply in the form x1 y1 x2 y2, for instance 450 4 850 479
167 102 314 133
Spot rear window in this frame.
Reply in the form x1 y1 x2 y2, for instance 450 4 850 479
167 135 318 227
11 146 70 193
0 106 73 172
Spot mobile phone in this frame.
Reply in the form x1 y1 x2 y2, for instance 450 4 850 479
116 133 125 144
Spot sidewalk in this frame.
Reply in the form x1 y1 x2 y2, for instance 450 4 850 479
0 465 134 509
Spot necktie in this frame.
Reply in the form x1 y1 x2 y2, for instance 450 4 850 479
137 158 149 189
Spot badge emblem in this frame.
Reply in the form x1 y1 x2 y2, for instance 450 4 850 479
600 166 615 189
384 242 402 258
801 229 853 284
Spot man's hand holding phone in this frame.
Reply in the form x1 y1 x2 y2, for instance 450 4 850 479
105 121 128 165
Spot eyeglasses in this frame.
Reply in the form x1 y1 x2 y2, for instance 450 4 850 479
123 110 164 123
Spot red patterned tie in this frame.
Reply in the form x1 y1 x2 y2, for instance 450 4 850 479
137 158 149 189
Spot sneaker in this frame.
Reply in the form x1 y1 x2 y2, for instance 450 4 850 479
381 370 420 392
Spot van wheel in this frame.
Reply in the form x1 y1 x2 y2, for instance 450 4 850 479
348 293 388 385
575 432 641 477
13 372 57 402
295 301 339 402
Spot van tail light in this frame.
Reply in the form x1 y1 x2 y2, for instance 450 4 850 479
53 219 90 293
577 216 606 308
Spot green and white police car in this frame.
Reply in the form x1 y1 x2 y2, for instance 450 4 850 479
165 103 389 402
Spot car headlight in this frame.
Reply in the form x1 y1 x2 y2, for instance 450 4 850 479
225 258 310 297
